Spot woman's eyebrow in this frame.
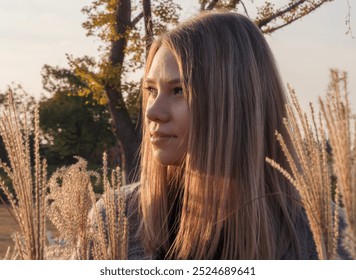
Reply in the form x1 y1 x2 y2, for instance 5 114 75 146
166 78 181 85
144 78 181 85
144 78 155 84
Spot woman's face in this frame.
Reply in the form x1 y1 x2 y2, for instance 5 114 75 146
144 46 190 166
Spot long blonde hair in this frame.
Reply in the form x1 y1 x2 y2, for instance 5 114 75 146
140 11 302 259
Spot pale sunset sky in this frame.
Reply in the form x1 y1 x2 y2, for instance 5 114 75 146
0 0 355 113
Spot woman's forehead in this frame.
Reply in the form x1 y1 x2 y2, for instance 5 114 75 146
145 46 180 83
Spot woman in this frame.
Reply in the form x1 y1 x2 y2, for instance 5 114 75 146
126 11 317 260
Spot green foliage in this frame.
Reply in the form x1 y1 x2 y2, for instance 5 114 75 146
40 62 115 165
39 90 116 166
0 86 36 125
42 63 88 94
41 64 117 164
121 80 141 123
0 133 8 166
66 55 109 105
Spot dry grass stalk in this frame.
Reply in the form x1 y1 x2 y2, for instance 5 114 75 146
0 90 46 259
3 244 19 260
266 84 337 259
89 152 128 260
319 70 356 259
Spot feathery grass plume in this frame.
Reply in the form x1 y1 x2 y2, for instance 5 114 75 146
46 157 99 260
89 152 128 260
266 85 338 259
0 90 47 260
319 69 356 259
46 154 128 260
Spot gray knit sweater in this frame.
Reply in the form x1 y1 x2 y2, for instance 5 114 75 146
120 183 350 260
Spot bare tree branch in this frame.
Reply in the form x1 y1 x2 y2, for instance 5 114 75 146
345 0 354 38
206 0 219 10
131 11 144 27
143 0 153 56
263 0 327 34
264 17 301 34
239 0 250 18
200 0 208 11
229 0 238 8
257 0 308 28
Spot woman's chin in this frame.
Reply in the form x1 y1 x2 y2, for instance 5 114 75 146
152 150 182 166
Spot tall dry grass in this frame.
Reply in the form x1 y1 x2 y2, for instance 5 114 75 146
87 153 128 260
319 70 356 258
0 91 127 260
266 69 355 259
0 90 46 259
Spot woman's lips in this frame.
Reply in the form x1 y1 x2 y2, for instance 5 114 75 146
149 132 176 145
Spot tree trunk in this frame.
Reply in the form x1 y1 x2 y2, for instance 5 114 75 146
143 0 153 56
105 0 141 183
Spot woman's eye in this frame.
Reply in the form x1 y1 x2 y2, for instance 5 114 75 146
173 87 183 95
145 87 158 97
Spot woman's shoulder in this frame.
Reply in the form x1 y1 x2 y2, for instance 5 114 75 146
120 182 140 217
121 182 153 260
92 182 140 217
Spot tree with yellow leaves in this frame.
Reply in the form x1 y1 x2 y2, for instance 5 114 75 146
47 0 337 181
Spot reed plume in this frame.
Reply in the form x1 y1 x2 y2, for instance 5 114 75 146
266 85 338 259
45 154 128 260
319 70 356 259
88 152 128 260
45 156 99 259
0 90 47 259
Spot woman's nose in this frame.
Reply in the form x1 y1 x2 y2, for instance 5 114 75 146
145 94 170 123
